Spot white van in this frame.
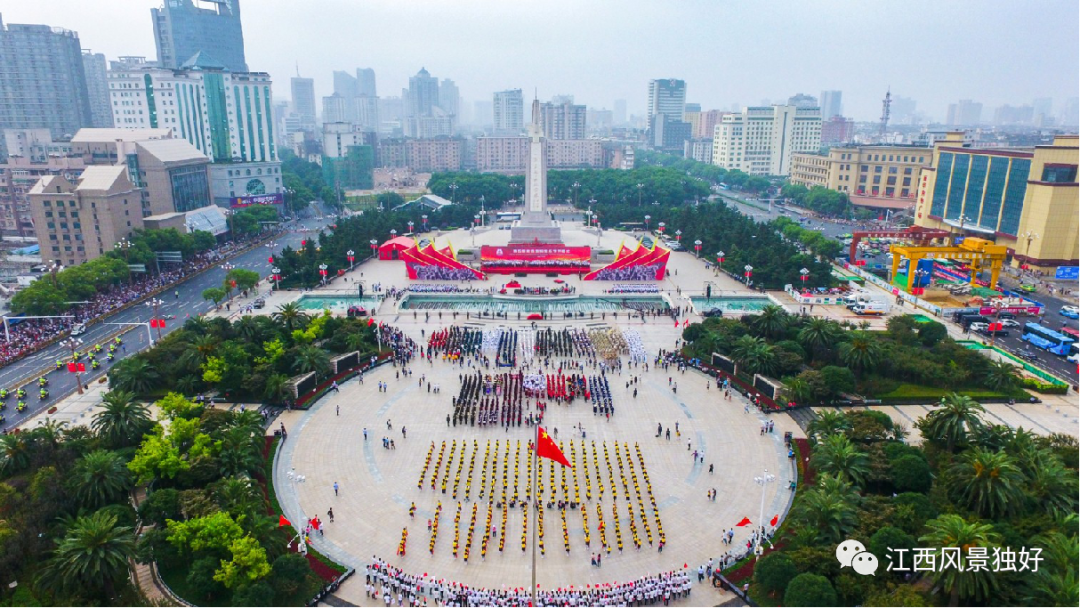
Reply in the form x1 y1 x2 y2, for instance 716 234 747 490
853 304 886 316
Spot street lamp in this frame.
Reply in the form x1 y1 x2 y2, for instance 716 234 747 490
145 297 164 340
1021 230 1039 260
675 229 682 243
472 215 480 246
271 267 281 290
572 182 581 208
479 209 486 227
694 239 702 258
716 251 725 275
799 268 810 289
390 229 397 239
753 469 776 555
318 263 328 284
636 183 644 206
115 239 133 284
658 222 665 237
408 221 414 234
422 214 428 232
369 239 378 259
744 264 753 286
346 249 356 270
449 183 459 205
644 215 651 232
60 337 84 395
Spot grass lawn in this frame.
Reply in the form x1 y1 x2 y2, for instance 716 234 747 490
878 383 1020 401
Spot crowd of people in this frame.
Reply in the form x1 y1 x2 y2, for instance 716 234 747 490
535 328 590 358
408 284 480 294
365 557 693 607
593 264 664 282
450 371 539 428
413 265 482 281
605 284 660 294
482 259 590 269
427 327 483 358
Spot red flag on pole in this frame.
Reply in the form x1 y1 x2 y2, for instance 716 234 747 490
67 362 76 372
367 318 376 326
150 319 159 328
770 514 779 527
735 517 752 527
77 363 86 372
278 515 291 527
535 427 571 468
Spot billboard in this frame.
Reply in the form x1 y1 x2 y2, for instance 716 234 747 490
229 192 284 208
1055 266 1079 280
480 244 591 262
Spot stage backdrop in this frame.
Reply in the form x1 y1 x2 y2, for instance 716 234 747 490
480 244 591 274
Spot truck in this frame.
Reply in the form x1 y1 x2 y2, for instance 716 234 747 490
845 292 891 311
853 303 889 316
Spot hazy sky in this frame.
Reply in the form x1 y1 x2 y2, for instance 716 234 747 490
4 0 1078 121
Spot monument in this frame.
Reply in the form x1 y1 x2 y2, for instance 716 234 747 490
510 97 563 244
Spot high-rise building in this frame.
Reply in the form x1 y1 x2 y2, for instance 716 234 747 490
355 96 379 133
439 79 460 118
333 70 358 98
1031 98 1052 125
493 89 524 136
787 93 818 108
821 115 854 145
356 68 376 96
473 100 493 128
151 0 247 72
684 139 713 164
698 110 726 139
82 51 113 128
713 105 822 176
683 102 701 115
789 144 930 200
819 90 842 119
539 101 587 140
586 108 613 134
945 100 983 126
0 16 93 144
646 79 687 124
649 115 692 154
891 96 917 124
291 76 316 130
407 68 440 119
323 94 355 124
613 99 627 125
993 105 1034 125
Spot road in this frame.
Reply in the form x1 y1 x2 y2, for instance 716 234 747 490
0 218 330 430
723 196 1078 381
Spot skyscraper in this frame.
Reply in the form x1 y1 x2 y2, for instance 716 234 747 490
407 68 440 118
439 79 460 117
819 90 842 119
713 105 822 176
82 51 113 128
1031 98 1053 124
946 100 983 126
291 76 316 130
539 101 587 140
493 89 524 136
151 0 247 72
356 68 377 97
646 79 687 124
333 70 358 98
0 16 93 144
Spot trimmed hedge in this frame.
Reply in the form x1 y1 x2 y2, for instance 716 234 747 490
1022 377 1070 394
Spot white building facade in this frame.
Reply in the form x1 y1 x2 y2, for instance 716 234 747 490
712 105 821 176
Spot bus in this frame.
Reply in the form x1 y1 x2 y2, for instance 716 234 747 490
1062 327 1080 340
1021 323 1076 356
496 212 521 222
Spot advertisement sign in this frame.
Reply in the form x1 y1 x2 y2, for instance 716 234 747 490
229 192 284 208
1054 266 1079 280
979 306 1043 316
480 244 591 262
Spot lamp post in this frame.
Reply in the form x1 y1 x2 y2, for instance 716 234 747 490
145 297 164 340
644 214 651 233
744 264 753 286
115 239 133 284
753 469 776 555
61 337 84 395
675 229 682 243
449 183 458 205
47 259 62 287
1021 230 1039 263
318 263 328 284
799 268 809 293
390 229 397 239
989 299 1005 350
346 249 356 270
658 222 665 237
472 215 480 246
370 239 378 259
271 267 281 290
422 214 428 232
408 221 414 234
636 183 644 206
572 182 581 209
694 239 702 258
479 209 486 228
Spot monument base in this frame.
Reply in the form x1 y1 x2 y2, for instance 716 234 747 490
510 225 563 244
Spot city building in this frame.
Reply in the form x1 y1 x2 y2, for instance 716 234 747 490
28 165 144 266
473 99 494 129
698 110 726 139
650 115 692 154
993 104 1035 126
684 138 713 164
406 138 463 172
1031 98 1053 126
333 70 358 98
713 105 822 175
586 108 613 135
611 145 634 170
3 129 73 161
151 0 247 72
474 138 604 173
378 96 405 135
439 79 459 118
821 115 854 146
0 139 84 237
1059 97 1078 127
946 99 983 126
819 90 842 119
0 16 93 147
493 89 524 136
788 144 931 207
291 76 316 131
356 68 377 97
613 99 627 126
376 138 408 168
646 79 687 124
81 51 113 128
914 132 1078 271
539 100 587 140
787 93 818 108
322 93 355 124
891 96 918 124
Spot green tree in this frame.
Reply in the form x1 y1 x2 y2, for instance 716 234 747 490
0 433 31 476
232 580 275 606
225 268 261 294
806 410 851 444
918 393 986 451
270 553 312 599
91 390 151 447
798 318 842 357
214 535 271 589
793 474 859 544
1021 528 1079 607
811 434 870 486
838 331 882 372
784 573 837 607
983 360 1020 392
128 427 187 484
754 551 798 595
71 450 132 509
863 583 929 606
919 514 1000 605
273 301 309 333
192 230 217 251
868 526 917 570
202 287 228 306
166 511 246 554
263 373 292 404
41 511 136 599
890 454 932 493
156 392 202 420
108 356 161 395
292 345 330 379
751 304 789 339
917 320 948 346
819 366 856 396
948 447 1026 518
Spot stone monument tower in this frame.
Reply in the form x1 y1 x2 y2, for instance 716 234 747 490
511 96 562 243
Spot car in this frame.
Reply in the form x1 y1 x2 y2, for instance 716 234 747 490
1060 306 1079 319
70 323 86 336
702 308 724 318
969 322 988 332
1000 319 1021 329
975 326 1009 338
1017 284 1037 293
253 298 266 309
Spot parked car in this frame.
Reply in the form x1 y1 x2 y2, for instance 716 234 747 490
1059 305 1079 319
1000 319 1021 329
702 308 724 318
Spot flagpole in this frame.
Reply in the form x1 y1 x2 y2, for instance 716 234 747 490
530 425 538 607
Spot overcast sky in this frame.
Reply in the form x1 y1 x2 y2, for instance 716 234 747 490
4 0 1078 121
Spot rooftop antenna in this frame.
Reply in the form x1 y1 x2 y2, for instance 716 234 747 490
879 87 892 140
295 61 300 77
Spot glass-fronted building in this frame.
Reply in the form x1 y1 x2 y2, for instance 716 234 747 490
151 0 247 72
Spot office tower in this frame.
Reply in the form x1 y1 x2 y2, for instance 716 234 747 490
357 68 377 97
539 101 587 140
291 76 316 130
407 68 440 118
323 94 355 124
378 96 404 123
151 0 247 72
683 102 701 114
493 89 524 135
993 105 1034 125
613 99 627 125
819 90 842 119
333 70 358 98
646 79 687 124
439 79 460 117
81 51 113 128
946 100 983 126
697 110 726 139
713 105 822 176
355 96 379 132
0 16 93 143
787 93 818 108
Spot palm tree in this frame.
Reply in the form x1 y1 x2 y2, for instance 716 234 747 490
983 360 1020 392
213 477 265 518
919 514 1000 606
782 377 815 407
1021 528 1079 607
235 315 262 343
179 334 219 370
806 410 852 444
0 433 30 476
41 511 136 599
838 332 882 372
108 357 160 396
292 345 330 379
731 335 765 365
752 304 789 339
345 331 367 353
263 373 292 404
947 447 1026 518
1023 452 1079 517
811 434 870 486
918 393 986 451
217 425 263 477
793 473 859 544
92 390 151 447
798 318 841 357
273 301 309 333
71 449 132 508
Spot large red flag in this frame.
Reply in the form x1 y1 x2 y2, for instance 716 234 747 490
770 514 779 527
735 517 752 527
535 427 571 468
278 515 291 527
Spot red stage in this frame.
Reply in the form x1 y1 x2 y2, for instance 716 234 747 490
480 244 591 275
